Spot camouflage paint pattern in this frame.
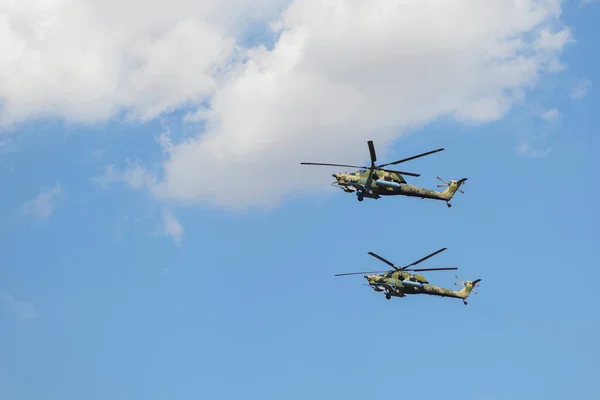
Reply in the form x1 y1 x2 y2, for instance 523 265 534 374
364 273 481 304
332 169 467 204
375 270 430 284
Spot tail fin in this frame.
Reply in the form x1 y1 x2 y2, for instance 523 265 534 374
454 276 481 305
437 177 467 200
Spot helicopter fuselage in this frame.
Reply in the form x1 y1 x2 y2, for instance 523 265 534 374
334 245 480 305
365 273 479 304
301 140 466 205
368 277 466 300
333 170 452 201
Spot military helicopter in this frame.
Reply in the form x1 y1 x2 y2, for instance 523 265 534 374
335 247 481 305
301 140 467 207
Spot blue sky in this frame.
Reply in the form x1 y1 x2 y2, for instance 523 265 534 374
1 1 600 400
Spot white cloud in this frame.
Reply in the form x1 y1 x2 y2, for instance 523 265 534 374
21 184 62 220
541 108 560 121
571 77 592 99
0 0 288 126
0 291 38 320
516 138 551 158
96 0 572 209
160 208 184 244
535 27 574 51
92 162 157 191
3 0 574 209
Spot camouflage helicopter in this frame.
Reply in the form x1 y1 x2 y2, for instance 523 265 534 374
335 247 481 305
301 140 467 207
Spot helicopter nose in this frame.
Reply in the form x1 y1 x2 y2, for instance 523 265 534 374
332 173 338 178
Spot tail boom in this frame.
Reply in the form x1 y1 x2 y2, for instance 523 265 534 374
374 180 459 201
421 278 481 305
374 177 467 203
422 284 464 299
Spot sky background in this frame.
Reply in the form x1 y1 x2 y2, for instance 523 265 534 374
1 1 599 399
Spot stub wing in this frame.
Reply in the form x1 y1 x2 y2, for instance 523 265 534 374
373 282 405 297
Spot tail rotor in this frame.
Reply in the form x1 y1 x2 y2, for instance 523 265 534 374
455 276 482 306
453 275 469 292
437 176 464 194
453 275 465 286
470 278 481 295
453 275 479 294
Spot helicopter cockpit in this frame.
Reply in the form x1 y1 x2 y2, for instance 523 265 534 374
344 170 365 176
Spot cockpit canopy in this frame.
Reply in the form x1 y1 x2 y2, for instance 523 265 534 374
342 170 365 177
382 271 429 284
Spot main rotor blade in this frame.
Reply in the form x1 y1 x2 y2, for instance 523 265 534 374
300 162 367 169
335 270 389 276
367 140 377 165
406 267 458 272
381 168 421 177
400 247 447 270
379 148 445 167
367 252 398 270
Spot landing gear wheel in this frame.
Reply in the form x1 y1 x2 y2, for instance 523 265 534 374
447 203 452 208
463 300 467 305
357 193 364 202
386 294 391 300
